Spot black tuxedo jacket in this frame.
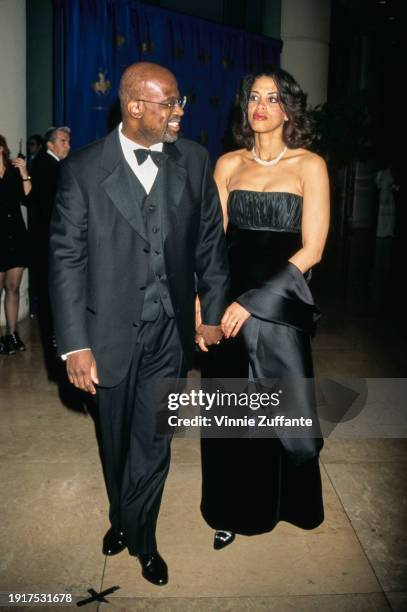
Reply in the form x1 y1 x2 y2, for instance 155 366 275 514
49 129 229 387
30 151 60 230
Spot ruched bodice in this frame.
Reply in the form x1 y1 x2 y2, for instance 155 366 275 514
227 190 303 298
228 189 302 232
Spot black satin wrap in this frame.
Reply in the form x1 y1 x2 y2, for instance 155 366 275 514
200 191 324 535
237 261 319 336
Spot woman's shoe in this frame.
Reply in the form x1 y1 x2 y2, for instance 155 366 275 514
2 335 17 355
7 332 26 352
0 337 6 355
213 530 235 550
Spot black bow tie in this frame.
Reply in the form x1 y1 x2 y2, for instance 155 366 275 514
134 148 167 167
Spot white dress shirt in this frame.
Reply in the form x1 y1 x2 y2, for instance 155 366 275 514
62 124 163 360
118 122 163 194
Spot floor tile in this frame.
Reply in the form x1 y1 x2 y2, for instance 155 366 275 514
102 463 380 598
386 591 407 611
323 462 407 591
0 462 107 595
0 405 99 464
321 439 407 464
100 592 391 611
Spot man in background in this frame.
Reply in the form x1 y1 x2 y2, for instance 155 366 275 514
30 127 71 356
26 134 44 172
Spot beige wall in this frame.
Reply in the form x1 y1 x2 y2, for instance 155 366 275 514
0 0 29 325
281 0 331 107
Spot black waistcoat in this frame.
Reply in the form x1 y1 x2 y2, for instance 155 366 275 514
125 163 174 321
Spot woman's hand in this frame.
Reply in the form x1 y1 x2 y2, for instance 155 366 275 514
11 157 29 180
221 302 251 338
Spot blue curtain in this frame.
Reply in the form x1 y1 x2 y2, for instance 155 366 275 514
54 0 282 160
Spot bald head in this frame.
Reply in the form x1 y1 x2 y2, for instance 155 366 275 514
118 62 183 147
119 62 177 117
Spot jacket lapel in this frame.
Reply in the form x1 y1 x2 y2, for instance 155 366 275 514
100 131 187 243
154 143 187 241
100 130 148 243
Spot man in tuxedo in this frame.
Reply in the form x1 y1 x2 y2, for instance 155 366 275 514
49 63 229 586
29 127 70 318
31 126 71 239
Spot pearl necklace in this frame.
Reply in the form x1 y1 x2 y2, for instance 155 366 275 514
251 145 287 166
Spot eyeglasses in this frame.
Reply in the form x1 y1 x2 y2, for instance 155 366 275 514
137 96 187 111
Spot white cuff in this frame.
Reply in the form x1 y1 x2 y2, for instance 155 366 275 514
61 348 91 361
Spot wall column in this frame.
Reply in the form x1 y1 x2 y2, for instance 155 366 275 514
280 0 331 107
0 0 29 326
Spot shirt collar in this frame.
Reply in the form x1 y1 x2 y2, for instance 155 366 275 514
118 122 163 154
47 149 60 162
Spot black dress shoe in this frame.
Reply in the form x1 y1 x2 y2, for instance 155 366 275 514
102 527 126 556
138 552 168 586
214 530 235 550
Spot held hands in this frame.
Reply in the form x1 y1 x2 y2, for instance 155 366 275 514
11 157 29 180
194 295 250 350
221 302 251 338
195 295 223 352
66 349 99 395
196 324 223 352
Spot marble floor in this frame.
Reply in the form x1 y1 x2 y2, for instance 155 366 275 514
0 295 406 611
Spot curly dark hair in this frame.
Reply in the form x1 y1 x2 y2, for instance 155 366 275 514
0 134 11 168
232 66 314 150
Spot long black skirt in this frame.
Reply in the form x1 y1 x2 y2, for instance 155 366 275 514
200 319 324 536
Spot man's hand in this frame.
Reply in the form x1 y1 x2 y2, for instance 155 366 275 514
195 296 223 352
221 302 251 339
195 324 223 353
66 349 99 395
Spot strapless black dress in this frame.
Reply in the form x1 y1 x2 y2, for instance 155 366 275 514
200 191 324 535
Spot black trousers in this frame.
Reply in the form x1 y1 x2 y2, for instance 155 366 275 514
97 307 186 555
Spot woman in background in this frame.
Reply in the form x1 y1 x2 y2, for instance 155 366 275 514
0 134 31 355
198 67 329 549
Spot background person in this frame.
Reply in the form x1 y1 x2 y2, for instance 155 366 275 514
0 134 32 355
26 134 44 172
29 126 70 354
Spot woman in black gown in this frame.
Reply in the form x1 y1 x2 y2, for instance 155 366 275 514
0 135 32 355
198 68 330 548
